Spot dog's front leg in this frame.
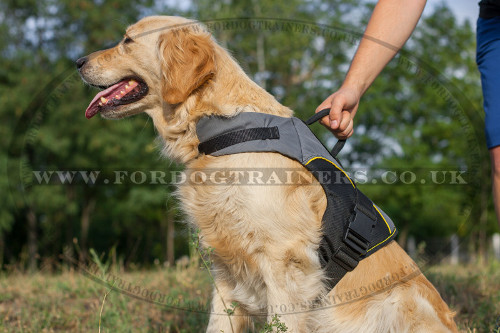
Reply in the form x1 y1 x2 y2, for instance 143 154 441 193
264 273 317 332
206 279 250 333
265 292 309 332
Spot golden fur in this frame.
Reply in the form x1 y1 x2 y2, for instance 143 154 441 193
78 16 457 332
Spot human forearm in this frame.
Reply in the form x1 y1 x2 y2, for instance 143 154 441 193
316 0 426 138
343 0 427 96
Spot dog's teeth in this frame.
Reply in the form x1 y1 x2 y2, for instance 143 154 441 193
125 85 130 89
99 102 103 106
120 90 125 95
129 80 135 85
115 95 120 98
100 97 108 103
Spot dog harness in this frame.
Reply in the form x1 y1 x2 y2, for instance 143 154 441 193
196 111 397 290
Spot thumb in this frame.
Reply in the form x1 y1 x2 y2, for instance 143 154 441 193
315 95 334 127
328 95 345 130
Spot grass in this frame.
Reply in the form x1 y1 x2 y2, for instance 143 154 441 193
0 260 499 332
0 261 213 332
423 260 500 332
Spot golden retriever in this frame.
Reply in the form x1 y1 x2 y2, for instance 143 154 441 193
77 16 457 333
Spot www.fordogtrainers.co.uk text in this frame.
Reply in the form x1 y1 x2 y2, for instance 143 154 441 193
31 168 468 186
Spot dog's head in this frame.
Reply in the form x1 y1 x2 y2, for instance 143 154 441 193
77 16 215 119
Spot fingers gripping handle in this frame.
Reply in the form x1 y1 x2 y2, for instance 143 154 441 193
305 108 346 158
305 108 331 125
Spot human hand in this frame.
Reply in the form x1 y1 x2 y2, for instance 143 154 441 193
315 87 361 139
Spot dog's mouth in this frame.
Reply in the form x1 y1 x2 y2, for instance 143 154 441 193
85 77 148 119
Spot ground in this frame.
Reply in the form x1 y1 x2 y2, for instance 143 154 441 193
0 259 499 332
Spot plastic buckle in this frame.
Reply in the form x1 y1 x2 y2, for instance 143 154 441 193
343 206 373 256
332 247 359 271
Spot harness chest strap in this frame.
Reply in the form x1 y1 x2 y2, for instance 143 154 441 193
196 112 397 290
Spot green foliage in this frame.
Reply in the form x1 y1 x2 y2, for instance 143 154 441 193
188 0 490 249
0 261 498 331
352 5 486 244
0 0 493 273
426 261 500 332
190 229 214 268
0 3 495 331
261 314 288 333
224 301 240 317
0 0 186 271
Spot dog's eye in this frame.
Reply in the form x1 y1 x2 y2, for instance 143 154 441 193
123 37 133 44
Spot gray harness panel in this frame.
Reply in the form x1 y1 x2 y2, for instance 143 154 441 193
197 112 397 289
197 112 337 166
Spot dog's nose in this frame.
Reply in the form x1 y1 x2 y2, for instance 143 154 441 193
76 56 88 70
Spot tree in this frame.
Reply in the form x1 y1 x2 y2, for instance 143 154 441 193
2 0 183 270
188 1 488 255
0 0 491 270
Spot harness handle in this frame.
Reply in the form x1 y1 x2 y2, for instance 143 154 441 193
305 108 346 158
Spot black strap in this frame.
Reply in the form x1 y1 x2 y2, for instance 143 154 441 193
305 108 331 125
305 108 346 158
321 191 377 289
355 191 377 221
306 110 375 288
330 140 346 157
198 126 280 155
197 112 393 291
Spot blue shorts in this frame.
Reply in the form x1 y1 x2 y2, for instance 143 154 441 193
477 17 500 149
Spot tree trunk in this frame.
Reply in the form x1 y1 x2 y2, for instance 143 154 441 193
397 223 410 250
27 208 38 272
166 212 175 266
65 187 76 262
125 235 142 269
0 232 4 270
253 0 266 89
79 198 96 263
478 162 490 263
143 231 152 264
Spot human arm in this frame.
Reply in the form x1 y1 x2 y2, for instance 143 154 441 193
317 0 427 138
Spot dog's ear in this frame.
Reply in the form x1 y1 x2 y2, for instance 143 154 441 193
158 28 215 104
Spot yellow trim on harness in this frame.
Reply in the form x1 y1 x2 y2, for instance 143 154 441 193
305 157 355 188
367 228 396 253
306 156 395 254
373 204 391 233
367 205 396 253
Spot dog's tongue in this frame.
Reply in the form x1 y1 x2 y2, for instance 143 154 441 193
85 79 139 119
